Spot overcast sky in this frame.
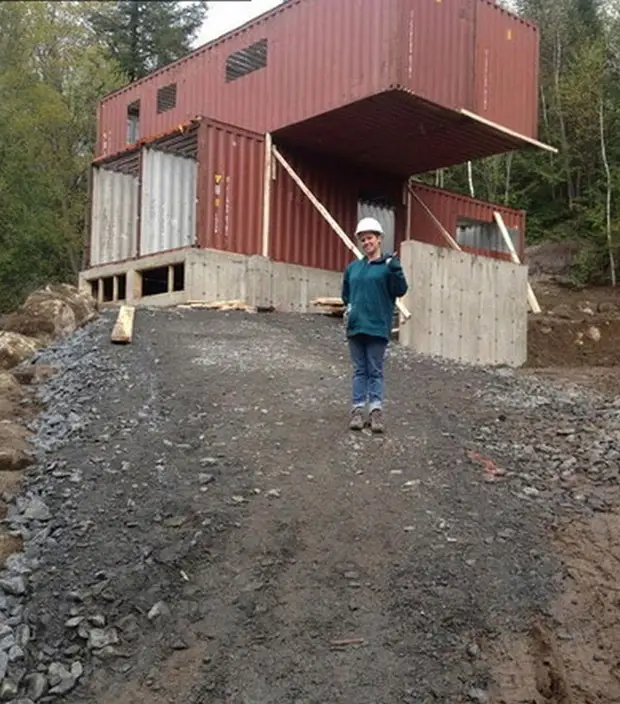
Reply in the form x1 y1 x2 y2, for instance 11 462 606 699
194 0 282 47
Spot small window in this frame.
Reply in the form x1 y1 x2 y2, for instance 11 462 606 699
127 100 140 144
225 38 268 82
156 83 177 113
456 217 519 253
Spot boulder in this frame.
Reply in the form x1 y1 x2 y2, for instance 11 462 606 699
551 304 573 320
3 296 76 343
0 333 39 370
12 364 57 386
0 421 32 472
0 372 22 401
28 284 97 328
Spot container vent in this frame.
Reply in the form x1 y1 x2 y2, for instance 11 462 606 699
157 83 177 113
225 38 268 82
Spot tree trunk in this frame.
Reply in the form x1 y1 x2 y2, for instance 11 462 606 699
504 153 513 205
467 161 475 198
599 95 616 286
553 30 574 209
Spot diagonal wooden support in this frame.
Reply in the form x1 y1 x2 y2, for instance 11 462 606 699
492 211 541 314
271 145 411 321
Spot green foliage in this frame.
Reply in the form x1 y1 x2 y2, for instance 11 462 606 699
0 0 205 313
88 1 208 81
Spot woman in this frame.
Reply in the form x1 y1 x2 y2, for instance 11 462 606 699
341 217 409 434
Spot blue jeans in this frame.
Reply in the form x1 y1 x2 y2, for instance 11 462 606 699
348 334 388 411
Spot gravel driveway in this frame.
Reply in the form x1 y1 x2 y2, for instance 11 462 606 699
3 308 620 703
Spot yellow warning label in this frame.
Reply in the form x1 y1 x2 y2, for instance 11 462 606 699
507 29 512 40
214 174 223 185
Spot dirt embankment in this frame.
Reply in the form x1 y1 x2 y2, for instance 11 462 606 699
0 285 98 563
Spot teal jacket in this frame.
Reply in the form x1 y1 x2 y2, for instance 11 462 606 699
341 254 409 341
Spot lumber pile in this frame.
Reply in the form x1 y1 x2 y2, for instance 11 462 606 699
179 299 257 313
311 297 345 317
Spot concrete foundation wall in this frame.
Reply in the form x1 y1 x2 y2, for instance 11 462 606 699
399 240 528 367
79 248 342 312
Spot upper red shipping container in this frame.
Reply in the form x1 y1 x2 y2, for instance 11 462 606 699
97 0 542 168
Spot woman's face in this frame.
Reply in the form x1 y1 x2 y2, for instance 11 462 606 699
359 232 381 258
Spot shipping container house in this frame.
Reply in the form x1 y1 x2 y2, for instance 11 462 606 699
83 117 527 307
96 0 547 178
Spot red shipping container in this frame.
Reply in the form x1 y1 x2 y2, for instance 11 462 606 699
408 182 526 262
97 0 543 170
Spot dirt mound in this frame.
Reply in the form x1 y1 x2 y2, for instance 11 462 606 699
526 239 582 279
0 331 40 370
527 317 620 367
490 513 620 703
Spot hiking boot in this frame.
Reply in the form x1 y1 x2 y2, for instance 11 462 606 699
349 407 364 431
369 408 385 434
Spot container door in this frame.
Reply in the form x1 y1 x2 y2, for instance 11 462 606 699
140 148 198 256
357 199 396 255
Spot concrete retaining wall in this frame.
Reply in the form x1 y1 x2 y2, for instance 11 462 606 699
399 240 528 367
79 248 343 312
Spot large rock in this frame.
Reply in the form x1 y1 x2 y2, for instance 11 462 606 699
3 297 76 343
0 372 22 401
0 333 39 370
28 284 98 328
0 421 32 472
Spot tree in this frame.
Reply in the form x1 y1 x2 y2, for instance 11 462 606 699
0 1 124 311
88 1 208 82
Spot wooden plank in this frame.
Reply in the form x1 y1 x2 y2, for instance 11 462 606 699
262 133 273 257
110 305 135 344
311 296 343 307
492 211 541 314
272 145 411 321
409 188 463 251
183 299 256 312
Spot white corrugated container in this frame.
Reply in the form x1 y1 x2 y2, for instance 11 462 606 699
90 168 139 265
140 149 198 256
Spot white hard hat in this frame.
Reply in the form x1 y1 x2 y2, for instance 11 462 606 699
355 217 384 237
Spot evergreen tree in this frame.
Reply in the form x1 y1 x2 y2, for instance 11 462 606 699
88 1 208 82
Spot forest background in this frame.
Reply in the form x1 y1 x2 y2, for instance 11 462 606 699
0 0 613 311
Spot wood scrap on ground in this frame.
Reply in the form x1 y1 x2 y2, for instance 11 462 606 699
329 638 365 648
179 299 257 313
110 305 135 344
311 296 345 317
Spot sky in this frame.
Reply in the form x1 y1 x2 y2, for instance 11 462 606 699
194 0 283 48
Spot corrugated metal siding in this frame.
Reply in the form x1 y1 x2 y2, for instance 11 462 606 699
90 167 139 265
399 0 475 111
474 1 539 137
270 150 405 272
140 149 198 256
97 0 401 157
196 120 264 255
409 183 526 261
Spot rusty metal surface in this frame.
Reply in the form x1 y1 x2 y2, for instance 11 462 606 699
96 0 539 158
474 1 539 138
274 89 536 178
97 0 400 157
269 149 405 272
409 182 526 261
196 120 265 256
